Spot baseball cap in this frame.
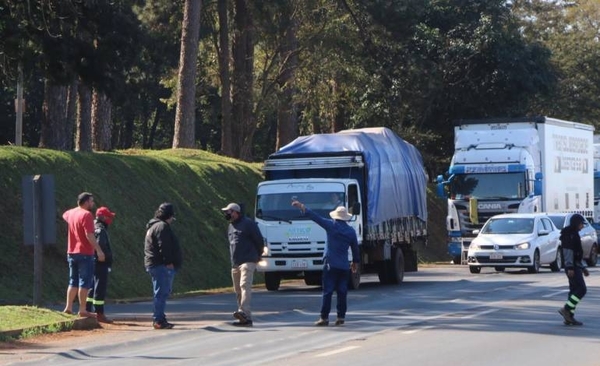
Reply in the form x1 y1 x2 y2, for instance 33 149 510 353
221 203 241 212
96 206 116 225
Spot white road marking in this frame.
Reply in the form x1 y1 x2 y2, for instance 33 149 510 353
543 290 567 298
460 308 498 319
315 346 360 357
403 325 435 334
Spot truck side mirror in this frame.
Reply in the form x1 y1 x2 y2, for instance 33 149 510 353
351 202 361 215
436 175 447 198
533 172 543 196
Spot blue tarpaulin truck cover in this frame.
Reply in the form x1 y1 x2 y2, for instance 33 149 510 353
274 127 428 225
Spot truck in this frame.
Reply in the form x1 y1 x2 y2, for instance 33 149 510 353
255 127 428 290
593 135 600 231
436 116 594 265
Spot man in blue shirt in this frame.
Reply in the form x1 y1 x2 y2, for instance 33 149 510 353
292 199 359 326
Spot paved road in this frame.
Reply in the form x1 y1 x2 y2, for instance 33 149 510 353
3 265 600 365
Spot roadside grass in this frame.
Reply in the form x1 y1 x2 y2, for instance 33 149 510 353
0 306 75 341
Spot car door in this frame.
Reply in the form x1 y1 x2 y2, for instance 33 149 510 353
539 217 558 263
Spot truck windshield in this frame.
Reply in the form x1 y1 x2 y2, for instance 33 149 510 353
595 177 600 199
450 172 526 200
256 192 346 221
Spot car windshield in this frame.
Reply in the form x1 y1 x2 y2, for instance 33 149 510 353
481 218 535 234
548 216 567 230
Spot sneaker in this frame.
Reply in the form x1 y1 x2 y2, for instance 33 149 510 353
232 320 253 327
558 307 574 324
335 318 345 326
315 318 329 326
233 311 248 322
153 321 175 330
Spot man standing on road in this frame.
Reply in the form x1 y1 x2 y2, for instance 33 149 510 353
145 203 182 330
222 203 264 327
86 206 116 323
62 192 105 318
558 214 590 326
292 199 359 326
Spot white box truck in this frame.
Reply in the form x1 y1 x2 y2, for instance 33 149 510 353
437 116 594 264
255 127 428 290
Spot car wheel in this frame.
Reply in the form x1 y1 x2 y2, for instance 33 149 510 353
586 244 598 267
527 250 541 274
550 247 562 272
494 266 505 272
469 266 481 274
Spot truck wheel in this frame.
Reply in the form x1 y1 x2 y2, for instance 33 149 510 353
377 262 390 284
304 272 322 287
586 244 598 267
265 273 281 291
469 266 481 274
527 250 541 274
388 247 405 284
550 247 562 272
348 266 361 290
453 255 462 265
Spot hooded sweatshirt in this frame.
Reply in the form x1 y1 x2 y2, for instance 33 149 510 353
560 225 586 270
144 218 182 269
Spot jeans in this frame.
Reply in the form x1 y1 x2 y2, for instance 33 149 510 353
67 254 95 288
320 264 350 320
231 262 257 320
147 265 175 324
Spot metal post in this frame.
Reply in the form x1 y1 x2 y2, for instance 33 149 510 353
32 175 43 305
15 62 24 146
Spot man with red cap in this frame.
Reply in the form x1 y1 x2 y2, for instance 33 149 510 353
86 206 116 323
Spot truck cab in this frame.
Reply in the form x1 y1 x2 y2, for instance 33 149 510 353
255 178 363 290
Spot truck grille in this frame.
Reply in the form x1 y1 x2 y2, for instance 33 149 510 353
268 241 325 254
456 205 518 237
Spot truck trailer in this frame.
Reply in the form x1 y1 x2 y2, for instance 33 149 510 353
437 116 594 265
255 127 428 290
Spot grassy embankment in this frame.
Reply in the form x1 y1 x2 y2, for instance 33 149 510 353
0 146 449 312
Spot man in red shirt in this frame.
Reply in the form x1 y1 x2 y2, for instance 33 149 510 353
62 192 105 317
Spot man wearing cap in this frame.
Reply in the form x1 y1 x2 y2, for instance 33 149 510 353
292 199 359 326
222 202 264 327
62 192 106 318
145 202 182 329
86 206 116 323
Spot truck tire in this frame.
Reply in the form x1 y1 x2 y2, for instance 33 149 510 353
527 250 541 274
265 272 281 291
453 255 462 265
586 244 598 267
389 247 405 284
348 266 361 290
469 266 481 274
304 272 322 287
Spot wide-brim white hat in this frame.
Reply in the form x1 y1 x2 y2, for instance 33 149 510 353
329 206 352 221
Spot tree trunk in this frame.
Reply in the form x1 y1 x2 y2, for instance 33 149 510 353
218 0 233 156
91 89 113 151
39 80 68 150
276 13 299 151
173 0 202 149
331 76 346 132
75 82 92 152
232 0 255 160
64 79 78 150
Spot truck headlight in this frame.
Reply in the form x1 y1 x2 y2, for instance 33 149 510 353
262 244 270 256
514 242 530 250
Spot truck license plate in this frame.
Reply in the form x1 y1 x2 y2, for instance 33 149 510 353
490 253 503 260
291 260 308 269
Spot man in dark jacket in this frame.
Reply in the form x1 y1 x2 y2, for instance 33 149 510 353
292 199 359 326
86 206 116 323
222 202 264 327
145 202 182 329
558 214 590 326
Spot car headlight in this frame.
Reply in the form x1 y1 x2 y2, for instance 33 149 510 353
514 242 530 250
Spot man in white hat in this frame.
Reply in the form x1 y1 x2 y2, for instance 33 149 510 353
221 202 264 327
291 198 359 326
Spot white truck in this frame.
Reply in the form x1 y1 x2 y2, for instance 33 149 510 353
255 127 428 290
592 135 600 231
437 117 594 264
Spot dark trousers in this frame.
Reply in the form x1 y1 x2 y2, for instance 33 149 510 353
565 267 587 313
320 265 350 320
86 263 110 314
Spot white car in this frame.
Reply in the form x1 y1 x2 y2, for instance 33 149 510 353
467 213 561 274
547 213 598 267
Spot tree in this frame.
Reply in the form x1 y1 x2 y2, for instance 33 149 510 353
91 89 113 151
173 0 202 148
217 0 233 156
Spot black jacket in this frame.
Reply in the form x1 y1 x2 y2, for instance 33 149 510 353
144 218 182 269
560 226 585 270
227 216 264 267
94 220 113 266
